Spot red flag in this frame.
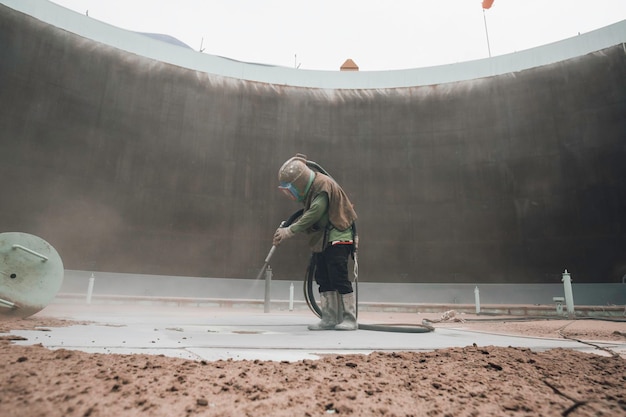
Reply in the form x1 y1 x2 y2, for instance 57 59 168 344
482 0 494 9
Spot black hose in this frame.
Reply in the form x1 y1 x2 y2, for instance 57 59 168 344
303 254 321 317
305 160 333 178
282 209 304 228
302 255 434 333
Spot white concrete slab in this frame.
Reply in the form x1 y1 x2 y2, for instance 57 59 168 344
5 303 625 362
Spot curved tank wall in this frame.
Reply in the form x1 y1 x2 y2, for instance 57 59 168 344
0 2 625 283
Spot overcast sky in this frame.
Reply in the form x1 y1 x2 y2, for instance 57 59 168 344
49 0 626 71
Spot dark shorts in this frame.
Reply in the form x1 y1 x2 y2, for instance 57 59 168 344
313 243 353 295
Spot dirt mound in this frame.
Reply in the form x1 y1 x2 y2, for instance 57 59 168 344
1 314 625 417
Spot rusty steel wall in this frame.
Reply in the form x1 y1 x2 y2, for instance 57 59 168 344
1 5 625 283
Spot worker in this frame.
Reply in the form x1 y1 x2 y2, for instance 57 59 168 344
273 154 358 330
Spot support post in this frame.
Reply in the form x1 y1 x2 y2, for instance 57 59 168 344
474 286 481 314
86 273 95 304
561 269 575 318
264 265 272 313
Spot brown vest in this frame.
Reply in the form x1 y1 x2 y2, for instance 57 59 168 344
304 173 357 231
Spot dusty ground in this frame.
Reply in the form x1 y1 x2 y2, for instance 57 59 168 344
0 314 625 417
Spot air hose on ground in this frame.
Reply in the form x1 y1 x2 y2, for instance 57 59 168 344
302 254 434 333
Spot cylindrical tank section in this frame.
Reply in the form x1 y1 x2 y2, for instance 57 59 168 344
0 232 64 318
0 5 625 284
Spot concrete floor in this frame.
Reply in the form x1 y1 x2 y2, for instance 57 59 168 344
8 302 626 362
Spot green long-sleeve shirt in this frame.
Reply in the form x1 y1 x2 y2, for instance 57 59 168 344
289 193 353 246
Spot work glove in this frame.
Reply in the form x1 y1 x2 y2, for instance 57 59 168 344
273 227 294 246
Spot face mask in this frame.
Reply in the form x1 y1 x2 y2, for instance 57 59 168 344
278 181 303 201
